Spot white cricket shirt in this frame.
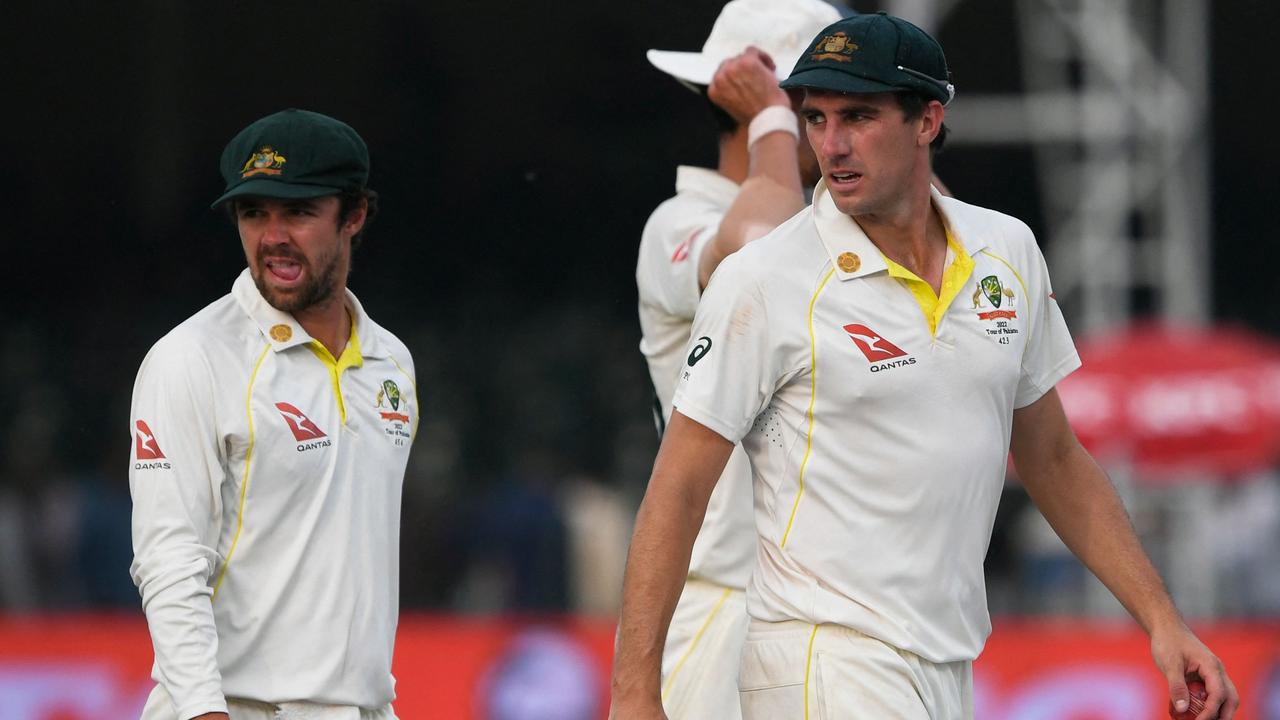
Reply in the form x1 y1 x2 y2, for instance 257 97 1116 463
637 165 755 589
673 184 1080 662
129 270 416 718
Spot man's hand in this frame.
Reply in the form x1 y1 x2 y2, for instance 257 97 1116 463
708 47 792 122
1151 621 1239 720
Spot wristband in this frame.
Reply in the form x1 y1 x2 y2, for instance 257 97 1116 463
747 105 800 149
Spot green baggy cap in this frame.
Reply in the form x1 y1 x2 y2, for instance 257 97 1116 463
212 108 369 208
781 12 954 105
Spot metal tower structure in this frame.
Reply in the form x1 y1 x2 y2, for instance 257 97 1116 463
901 0 1212 334
886 0 1217 616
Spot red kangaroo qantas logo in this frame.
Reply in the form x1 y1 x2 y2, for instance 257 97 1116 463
843 324 909 362
275 402 327 441
670 231 698 263
135 420 165 460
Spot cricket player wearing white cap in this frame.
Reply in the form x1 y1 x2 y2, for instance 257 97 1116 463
130 109 415 720
614 12 1239 720
634 0 839 717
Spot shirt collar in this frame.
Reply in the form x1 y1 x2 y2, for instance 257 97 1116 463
675 165 739 210
231 268 385 358
812 182 989 281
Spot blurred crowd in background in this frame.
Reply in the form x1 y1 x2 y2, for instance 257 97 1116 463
3 0 1278 628
3 312 1278 620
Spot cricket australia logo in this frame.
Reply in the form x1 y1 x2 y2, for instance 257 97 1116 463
843 324 916 372
972 275 1018 321
376 379 411 446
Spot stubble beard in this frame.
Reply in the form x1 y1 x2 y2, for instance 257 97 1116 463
252 245 344 315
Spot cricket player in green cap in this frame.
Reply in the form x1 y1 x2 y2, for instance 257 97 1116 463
130 109 417 720
612 13 1238 719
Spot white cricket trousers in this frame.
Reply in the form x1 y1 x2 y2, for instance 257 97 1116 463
660 578 748 720
737 619 973 720
139 684 398 720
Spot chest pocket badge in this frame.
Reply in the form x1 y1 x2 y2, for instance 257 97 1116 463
376 379 412 447
972 274 1020 343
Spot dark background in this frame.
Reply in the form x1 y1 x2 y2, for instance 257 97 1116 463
2 0 1276 610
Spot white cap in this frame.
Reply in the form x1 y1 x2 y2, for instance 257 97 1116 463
647 0 843 86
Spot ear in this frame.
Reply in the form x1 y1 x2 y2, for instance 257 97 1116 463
918 100 945 148
342 199 368 237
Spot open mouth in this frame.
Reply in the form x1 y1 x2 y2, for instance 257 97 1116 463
829 171 862 188
265 258 303 284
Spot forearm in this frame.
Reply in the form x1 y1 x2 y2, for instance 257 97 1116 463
1017 440 1181 634
700 132 805 287
612 413 732 705
611 479 709 701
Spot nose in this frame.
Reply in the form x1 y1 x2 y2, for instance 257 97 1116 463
261 211 290 245
818 123 849 162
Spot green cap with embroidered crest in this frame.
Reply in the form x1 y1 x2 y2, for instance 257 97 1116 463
781 12 954 106
212 108 369 208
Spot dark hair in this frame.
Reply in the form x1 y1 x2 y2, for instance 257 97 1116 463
223 187 379 249
337 187 378 249
895 92 948 156
699 86 740 138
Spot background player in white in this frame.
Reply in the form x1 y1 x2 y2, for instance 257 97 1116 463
614 13 1239 720
130 109 416 719
635 0 839 716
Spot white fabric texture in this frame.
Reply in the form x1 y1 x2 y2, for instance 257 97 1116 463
660 579 749 720
673 185 1080 663
130 270 416 714
637 165 756 589
738 619 972 719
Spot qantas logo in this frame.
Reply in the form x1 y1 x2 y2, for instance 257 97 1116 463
670 231 697 263
843 324 907 361
275 402 327 441
842 324 916 372
134 420 171 469
134 420 165 460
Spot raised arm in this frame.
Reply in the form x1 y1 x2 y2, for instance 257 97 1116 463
699 47 806 290
1010 389 1239 720
610 410 736 719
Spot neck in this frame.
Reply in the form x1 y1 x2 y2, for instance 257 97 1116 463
856 171 947 288
716 128 750 185
294 292 351 358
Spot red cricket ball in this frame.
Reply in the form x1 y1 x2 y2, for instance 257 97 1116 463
1168 677 1209 720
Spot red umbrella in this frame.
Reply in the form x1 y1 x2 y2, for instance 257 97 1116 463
1056 323 1280 479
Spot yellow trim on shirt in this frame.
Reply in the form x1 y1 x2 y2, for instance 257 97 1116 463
305 312 363 424
213 342 271 601
977 248 1032 347
881 229 975 336
388 355 419 443
660 587 733 702
781 268 836 550
804 624 820 720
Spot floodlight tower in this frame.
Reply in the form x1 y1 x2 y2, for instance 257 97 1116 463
888 0 1216 616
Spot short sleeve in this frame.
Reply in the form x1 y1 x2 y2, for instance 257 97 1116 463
672 254 788 442
1014 244 1081 408
636 207 721 320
